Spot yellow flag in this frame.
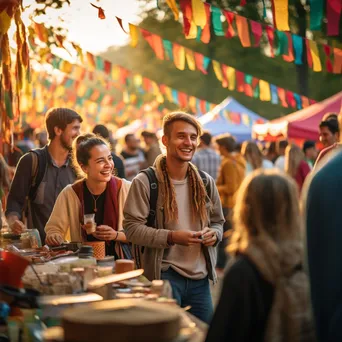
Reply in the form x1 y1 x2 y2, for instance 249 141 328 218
226 67 235 91
185 49 196 70
157 93 164 103
273 0 289 31
174 45 185 70
133 74 143 87
166 0 179 21
259 80 271 101
129 24 139 47
212 61 223 82
186 20 198 39
308 40 322 72
165 87 173 101
0 11 12 34
60 60 73 74
111 66 120 81
191 0 207 28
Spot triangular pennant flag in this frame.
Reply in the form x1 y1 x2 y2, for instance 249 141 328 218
129 24 139 47
236 15 251 47
250 21 262 47
326 0 342 36
180 0 192 37
293 35 303 65
227 67 236 91
223 10 236 38
333 48 342 74
185 49 196 70
166 0 179 20
173 44 186 70
192 0 207 28
323 45 333 72
236 71 245 92
283 32 294 62
259 80 271 101
194 52 210 74
271 0 290 31
115 17 128 33
212 60 223 81
201 3 211 43
266 26 275 57
308 40 322 71
277 87 288 107
212 6 224 36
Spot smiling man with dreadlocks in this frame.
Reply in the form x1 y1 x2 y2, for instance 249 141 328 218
124 112 224 324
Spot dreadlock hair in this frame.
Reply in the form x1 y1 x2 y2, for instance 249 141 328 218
156 111 208 224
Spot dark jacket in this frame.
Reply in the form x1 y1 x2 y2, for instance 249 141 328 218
306 151 342 342
206 255 274 342
111 153 125 179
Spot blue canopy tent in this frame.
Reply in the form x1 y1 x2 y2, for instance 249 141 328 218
198 97 267 142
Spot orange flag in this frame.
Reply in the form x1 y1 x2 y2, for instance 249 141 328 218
166 0 179 20
333 48 342 74
235 15 251 47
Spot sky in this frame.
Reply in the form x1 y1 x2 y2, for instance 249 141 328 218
23 0 144 54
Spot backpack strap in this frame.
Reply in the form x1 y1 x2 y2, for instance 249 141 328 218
140 167 158 228
29 147 48 200
198 169 211 202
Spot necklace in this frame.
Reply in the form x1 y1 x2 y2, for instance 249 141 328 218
90 193 101 213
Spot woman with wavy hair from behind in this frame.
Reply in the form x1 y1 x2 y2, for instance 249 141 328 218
285 144 311 192
206 170 315 342
241 141 274 175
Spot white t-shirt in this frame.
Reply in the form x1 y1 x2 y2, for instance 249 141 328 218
245 159 275 175
275 156 285 170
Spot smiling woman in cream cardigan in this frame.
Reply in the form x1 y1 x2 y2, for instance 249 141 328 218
45 133 130 258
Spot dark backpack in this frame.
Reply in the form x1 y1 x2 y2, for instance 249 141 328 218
134 167 211 269
22 148 48 228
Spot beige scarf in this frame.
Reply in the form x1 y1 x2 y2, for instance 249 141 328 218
241 236 316 342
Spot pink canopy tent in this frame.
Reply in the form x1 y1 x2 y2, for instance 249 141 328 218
253 92 342 141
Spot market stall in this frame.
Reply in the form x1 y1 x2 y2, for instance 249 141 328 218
252 91 342 142
199 97 267 142
0 230 207 342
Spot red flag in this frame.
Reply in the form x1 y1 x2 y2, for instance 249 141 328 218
277 88 288 107
283 32 295 62
266 26 275 57
90 3 106 19
323 45 333 73
200 100 207 114
115 16 128 33
178 92 188 108
179 0 192 37
236 71 245 92
194 52 209 74
286 91 296 108
222 10 236 39
250 21 262 47
104 60 111 75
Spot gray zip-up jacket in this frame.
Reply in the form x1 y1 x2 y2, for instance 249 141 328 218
123 168 224 284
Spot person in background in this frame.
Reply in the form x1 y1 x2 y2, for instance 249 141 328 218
263 141 278 164
6 108 82 243
124 112 224 324
306 147 342 342
241 141 274 175
314 114 340 167
285 144 311 192
215 134 246 271
319 115 339 149
302 141 318 169
141 131 162 167
36 130 48 148
206 170 314 342
121 134 146 181
45 134 130 258
274 140 288 170
191 131 221 180
16 126 36 154
93 124 126 179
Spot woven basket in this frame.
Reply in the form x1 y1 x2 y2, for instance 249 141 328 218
84 241 105 260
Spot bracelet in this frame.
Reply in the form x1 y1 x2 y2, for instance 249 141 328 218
113 231 119 241
167 231 175 246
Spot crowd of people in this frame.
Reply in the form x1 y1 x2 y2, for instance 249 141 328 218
0 106 341 341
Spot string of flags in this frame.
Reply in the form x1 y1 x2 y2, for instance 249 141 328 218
162 0 342 74
124 21 317 111
164 0 342 37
